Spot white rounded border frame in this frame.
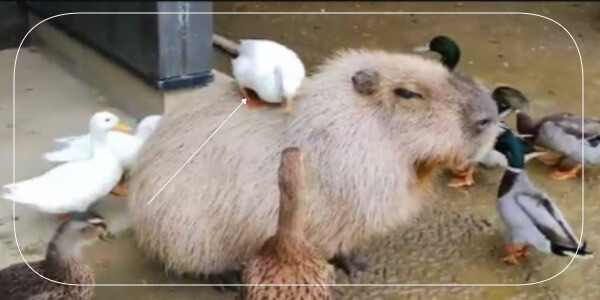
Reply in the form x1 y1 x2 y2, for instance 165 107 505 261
11 11 586 287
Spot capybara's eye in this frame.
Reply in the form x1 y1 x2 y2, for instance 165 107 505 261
393 87 423 100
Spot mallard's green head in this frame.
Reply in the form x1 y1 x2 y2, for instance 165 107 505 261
428 36 461 71
494 127 526 169
491 86 530 118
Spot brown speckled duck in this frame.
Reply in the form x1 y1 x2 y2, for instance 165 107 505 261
241 147 335 300
0 212 111 300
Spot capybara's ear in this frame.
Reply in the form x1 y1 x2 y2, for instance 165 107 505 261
352 69 380 95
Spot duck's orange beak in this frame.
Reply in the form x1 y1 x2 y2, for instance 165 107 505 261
113 121 132 133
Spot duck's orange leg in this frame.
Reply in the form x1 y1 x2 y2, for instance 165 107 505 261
502 243 528 265
109 174 128 197
551 164 582 180
110 181 128 197
281 98 293 114
537 152 562 166
238 86 265 109
447 164 476 188
58 213 70 221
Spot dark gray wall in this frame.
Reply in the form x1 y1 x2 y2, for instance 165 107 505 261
0 2 30 50
23 1 214 90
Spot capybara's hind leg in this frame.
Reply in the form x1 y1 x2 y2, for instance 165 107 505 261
207 270 241 293
329 251 368 278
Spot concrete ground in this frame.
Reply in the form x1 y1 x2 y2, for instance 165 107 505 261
1 1 600 299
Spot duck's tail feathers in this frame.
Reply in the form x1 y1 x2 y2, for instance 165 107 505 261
552 241 593 259
212 34 240 57
2 183 21 202
43 147 89 162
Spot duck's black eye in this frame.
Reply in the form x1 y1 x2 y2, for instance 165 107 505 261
393 87 423 100
105 118 111 122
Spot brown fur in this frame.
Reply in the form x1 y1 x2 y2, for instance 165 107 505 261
128 49 499 275
241 147 334 300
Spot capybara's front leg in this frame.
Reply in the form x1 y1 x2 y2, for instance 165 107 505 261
206 269 241 293
329 251 368 278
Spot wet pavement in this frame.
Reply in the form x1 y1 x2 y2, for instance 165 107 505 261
1 2 600 299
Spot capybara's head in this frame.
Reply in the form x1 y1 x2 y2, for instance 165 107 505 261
314 50 500 176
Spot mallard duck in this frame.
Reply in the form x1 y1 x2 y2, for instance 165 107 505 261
478 124 546 169
231 39 305 113
0 211 112 299
492 86 600 180
493 127 592 265
2 112 129 218
415 35 503 187
492 86 530 119
414 35 462 71
241 147 335 300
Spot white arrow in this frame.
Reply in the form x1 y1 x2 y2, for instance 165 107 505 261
147 99 246 204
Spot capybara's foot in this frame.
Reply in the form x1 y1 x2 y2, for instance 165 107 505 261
329 251 368 278
207 270 241 293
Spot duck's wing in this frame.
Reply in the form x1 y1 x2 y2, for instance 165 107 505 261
514 192 581 249
0 261 53 299
44 134 92 162
544 113 600 141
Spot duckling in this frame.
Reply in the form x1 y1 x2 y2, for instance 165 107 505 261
0 211 112 299
493 127 592 265
43 115 162 195
213 34 306 113
2 112 129 219
241 147 335 300
493 86 600 180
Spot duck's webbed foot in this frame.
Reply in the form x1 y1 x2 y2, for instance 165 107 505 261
447 165 476 188
329 251 368 278
110 182 128 197
551 164 581 180
282 99 293 114
238 86 265 109
206 269 241 293
57 213 70 221
537 152 562 166
502 243 528 265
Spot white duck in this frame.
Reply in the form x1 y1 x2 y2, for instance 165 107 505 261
43 115 162 170
2 112 130 218
231 39 305 113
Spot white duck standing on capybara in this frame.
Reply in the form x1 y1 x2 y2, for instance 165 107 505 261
128 49 500 289
212 34 306 113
